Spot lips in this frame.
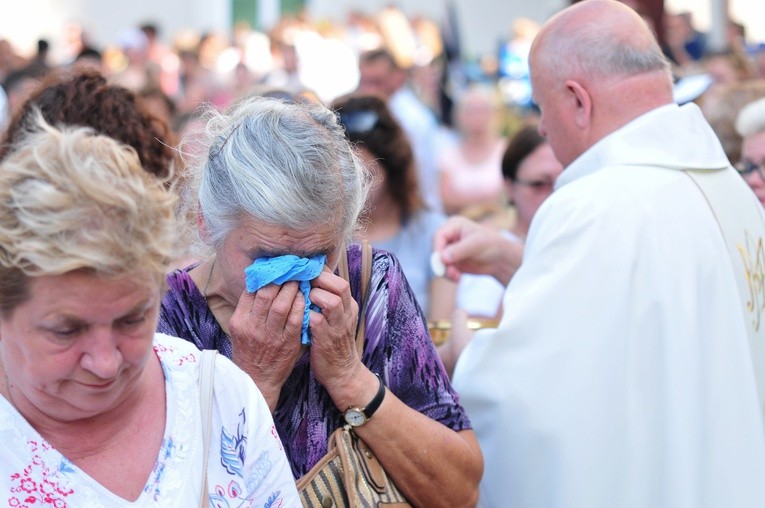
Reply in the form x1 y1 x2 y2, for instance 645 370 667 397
79 379 117 390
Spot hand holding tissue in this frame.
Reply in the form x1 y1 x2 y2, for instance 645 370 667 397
244 254 327 345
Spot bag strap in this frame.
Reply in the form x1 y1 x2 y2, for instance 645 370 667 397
337 243 350 284
199 349 218 508
339 241 373 357
356 240 373 357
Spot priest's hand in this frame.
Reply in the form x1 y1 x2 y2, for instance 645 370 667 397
433 215 524 286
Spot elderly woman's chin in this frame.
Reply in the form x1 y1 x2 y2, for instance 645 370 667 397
20 372 142 422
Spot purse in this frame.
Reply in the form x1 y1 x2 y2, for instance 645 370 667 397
296 241 411 507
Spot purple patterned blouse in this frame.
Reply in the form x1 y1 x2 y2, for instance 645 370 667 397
158 244 472 478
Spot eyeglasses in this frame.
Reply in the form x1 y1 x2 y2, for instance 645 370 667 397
735 159 765 180
513 178 555 191
338 110 380 134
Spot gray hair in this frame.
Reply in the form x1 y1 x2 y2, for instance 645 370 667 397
535 2 671 84
186 96 368 252
736 97 765 138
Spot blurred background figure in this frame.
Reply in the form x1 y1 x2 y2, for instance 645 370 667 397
735 96 765 206
662 11 708 70
358 48 443 212
0 69 194 268
0 69 176 181
702 48 754 90
333 93 456 321
438 84 506 217
0 39 26 84
264 18 307 95
454 123 563 320
1 64 50 125
110 27 152 91
138 86 177 128
497 17 539 111
25 39 52 77
701 79 765 164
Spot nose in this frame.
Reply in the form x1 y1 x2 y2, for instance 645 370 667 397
79 329 122 380
744 171 765 191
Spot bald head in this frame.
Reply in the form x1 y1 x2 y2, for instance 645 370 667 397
528 0 673 166
532 0 670 83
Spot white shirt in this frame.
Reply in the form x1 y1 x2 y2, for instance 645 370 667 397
453 103 765 507
0 334 300 507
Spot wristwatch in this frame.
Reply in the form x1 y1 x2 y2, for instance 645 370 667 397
343 373 386 427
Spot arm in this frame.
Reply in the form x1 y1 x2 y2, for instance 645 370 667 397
428 275 457 322
336 369 482 508
437 308 476 378
439 166 473 216
308 258 483 507
434 215 523 286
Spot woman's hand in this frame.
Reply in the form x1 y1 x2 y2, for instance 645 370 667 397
228 281 305 411
307 267 375 410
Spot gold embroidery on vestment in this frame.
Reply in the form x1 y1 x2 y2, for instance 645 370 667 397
739 231 765 331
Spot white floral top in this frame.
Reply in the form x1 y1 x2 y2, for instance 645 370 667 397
0 333 300 508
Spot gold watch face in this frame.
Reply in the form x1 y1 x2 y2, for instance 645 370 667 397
344 408 367 427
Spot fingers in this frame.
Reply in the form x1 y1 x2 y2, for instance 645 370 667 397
445 265 463 283
441 231 479 267
433 215 470 252
308 269 357 343
309 268 353 316
246 281 304 333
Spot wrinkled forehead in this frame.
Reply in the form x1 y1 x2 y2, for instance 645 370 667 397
230 214 345 265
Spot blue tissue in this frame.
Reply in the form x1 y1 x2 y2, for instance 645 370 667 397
244 254 327 345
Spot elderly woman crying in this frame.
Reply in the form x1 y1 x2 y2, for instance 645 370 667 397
159 96 483 507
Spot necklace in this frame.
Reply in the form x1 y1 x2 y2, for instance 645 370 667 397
202 258 216 299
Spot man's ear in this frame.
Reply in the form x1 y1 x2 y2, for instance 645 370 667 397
564 79 592 129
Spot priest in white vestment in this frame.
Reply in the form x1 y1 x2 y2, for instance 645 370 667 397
448 1 765 506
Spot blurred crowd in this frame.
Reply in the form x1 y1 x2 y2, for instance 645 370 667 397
1 1 765 323
1 0 765 504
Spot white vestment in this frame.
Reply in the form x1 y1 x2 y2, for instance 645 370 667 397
452 104 765 508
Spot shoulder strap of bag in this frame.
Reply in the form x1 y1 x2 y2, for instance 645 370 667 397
199 349 218 508
355 240 373 357
339 241 373 357
685 168 765 418
337 243 350 283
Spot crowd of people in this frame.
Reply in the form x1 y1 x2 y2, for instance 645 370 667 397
1 0 765 506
